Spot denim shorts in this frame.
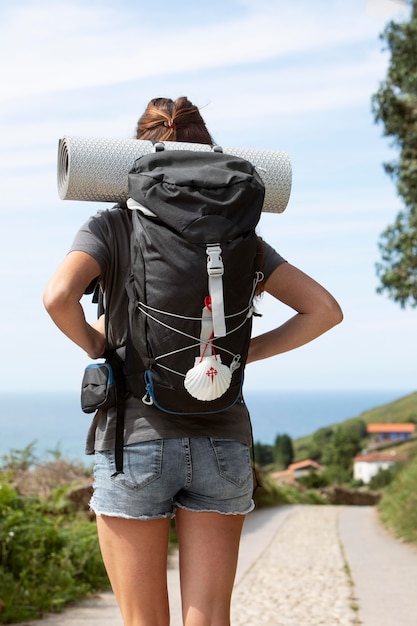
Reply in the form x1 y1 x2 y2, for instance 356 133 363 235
90 437 254 520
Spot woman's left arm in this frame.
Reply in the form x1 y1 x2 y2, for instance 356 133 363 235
247 262 343 364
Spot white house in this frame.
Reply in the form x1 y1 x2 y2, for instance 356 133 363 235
353 452 408 484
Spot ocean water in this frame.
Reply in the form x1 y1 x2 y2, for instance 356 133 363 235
0 389 413 463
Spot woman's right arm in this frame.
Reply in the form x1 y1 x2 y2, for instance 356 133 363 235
247 262 343 363
43 251 106 359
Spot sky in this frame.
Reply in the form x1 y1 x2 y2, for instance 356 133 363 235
0 0 415 395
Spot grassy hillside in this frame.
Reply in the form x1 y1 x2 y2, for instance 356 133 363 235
353 391 417 425
293 390 417 461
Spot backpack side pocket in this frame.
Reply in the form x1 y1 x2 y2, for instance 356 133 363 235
81 362 116 413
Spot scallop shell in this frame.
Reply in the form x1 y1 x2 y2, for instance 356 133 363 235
184 356 232 401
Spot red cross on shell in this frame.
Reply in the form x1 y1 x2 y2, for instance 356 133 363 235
206 366 218 383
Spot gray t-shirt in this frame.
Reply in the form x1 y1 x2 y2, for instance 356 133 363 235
70 206 286 453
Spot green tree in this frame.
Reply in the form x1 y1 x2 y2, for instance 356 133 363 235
307 426 334 463
372 1 417 307
274 434 294 469
253 441 274 466
321 424 362 473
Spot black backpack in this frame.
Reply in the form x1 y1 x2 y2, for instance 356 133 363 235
124 143 265 415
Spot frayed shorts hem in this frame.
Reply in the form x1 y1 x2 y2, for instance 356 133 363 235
175 501 255 516
90 504 175 522
89 500 255 521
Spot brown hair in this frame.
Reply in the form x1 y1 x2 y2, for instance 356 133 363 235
135 96 214 145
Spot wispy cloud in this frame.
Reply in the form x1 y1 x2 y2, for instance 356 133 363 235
1 0 396 103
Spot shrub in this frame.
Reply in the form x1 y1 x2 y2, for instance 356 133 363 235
320 464 352 486
298 470 330 489
0 482 109 624
368 465 399 490
253 467 326 508
378 453 417 544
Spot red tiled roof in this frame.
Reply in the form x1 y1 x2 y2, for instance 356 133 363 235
288 459 323 471
367 423 415 434
354 452 408 463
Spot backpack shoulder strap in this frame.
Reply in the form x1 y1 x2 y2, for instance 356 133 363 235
92 286 126 475
104 349 126 475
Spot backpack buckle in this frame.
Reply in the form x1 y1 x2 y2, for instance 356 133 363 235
206 245 224 277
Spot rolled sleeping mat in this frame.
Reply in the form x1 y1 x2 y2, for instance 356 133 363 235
57 135 292 213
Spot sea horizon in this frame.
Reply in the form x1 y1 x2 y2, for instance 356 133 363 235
0 388 415 463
